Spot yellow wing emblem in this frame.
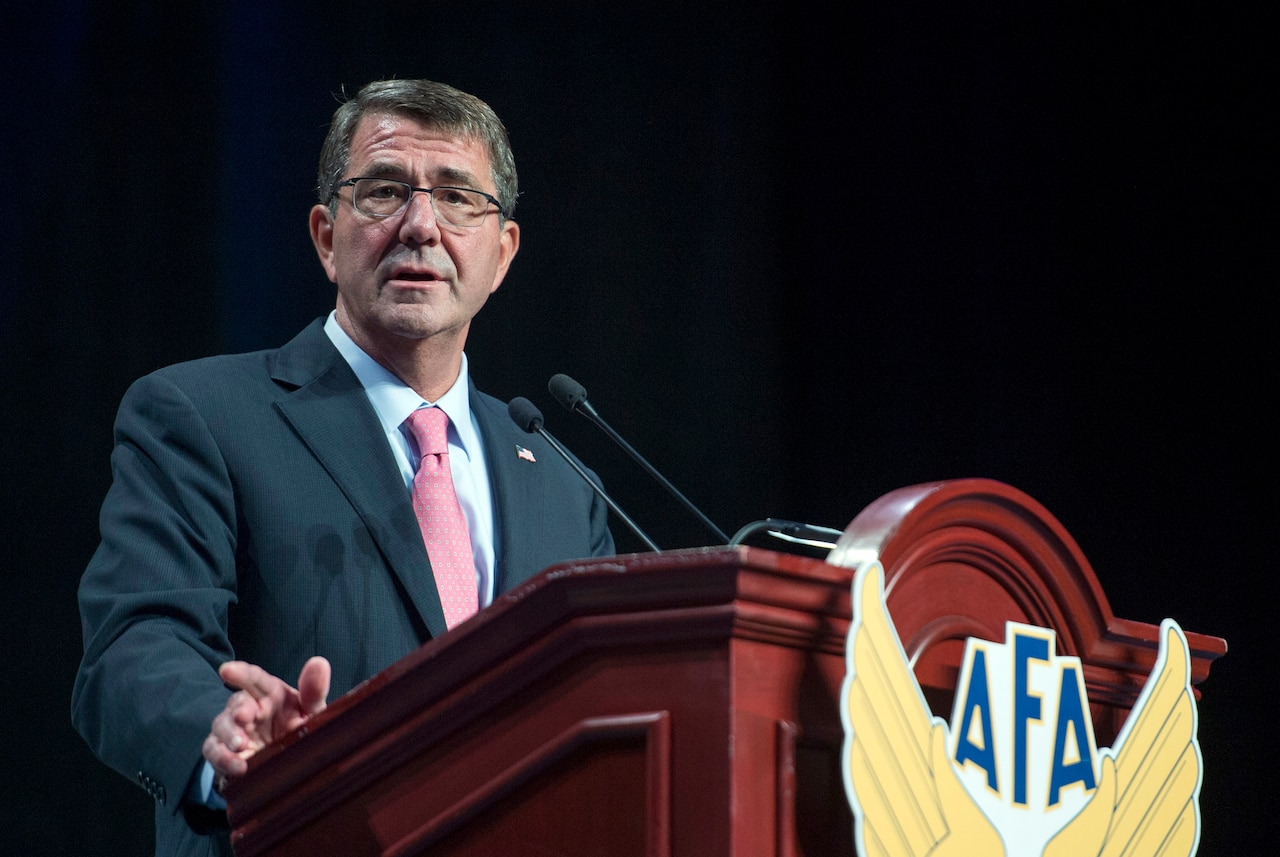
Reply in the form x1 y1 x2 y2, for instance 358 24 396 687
841 562 1203 857
841 562 1004 856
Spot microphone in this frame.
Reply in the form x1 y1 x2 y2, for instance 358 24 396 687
547 373 731 545
507 397 661 553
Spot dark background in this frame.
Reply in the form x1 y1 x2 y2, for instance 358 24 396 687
3 2 1271 854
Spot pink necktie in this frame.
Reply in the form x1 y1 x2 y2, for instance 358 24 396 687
405 407 478 629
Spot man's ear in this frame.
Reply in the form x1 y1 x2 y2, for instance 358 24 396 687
488 218 521 295
309 204 338 283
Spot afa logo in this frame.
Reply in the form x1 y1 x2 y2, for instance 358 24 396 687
840 562 1203 857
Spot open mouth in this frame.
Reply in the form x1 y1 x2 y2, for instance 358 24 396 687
389 268 443 284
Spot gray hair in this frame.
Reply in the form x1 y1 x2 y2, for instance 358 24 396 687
316 79 518 219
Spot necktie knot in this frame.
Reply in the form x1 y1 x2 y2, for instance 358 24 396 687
406 406 450 459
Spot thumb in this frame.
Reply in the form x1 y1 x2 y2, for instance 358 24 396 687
296 656 331 716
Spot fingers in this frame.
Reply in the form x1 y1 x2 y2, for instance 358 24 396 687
220 661 299 730
217 690 268 749
208 663 291 769
204 658 332 788
219 660 287 700
296 656 332 716
203 692 259 781
202 727 248 778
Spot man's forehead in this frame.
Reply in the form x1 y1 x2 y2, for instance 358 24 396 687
349 113 490 177
352 112 479 151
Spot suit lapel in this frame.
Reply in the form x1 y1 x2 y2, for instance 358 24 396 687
268 320 449 639
470 387 545 594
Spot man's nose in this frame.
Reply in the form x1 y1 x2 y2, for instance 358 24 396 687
399 190 441 241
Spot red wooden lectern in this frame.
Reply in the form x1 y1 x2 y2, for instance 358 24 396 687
225 479 1226 856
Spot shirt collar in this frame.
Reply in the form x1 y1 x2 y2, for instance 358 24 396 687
323 311 480 460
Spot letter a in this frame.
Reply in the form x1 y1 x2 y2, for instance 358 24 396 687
954 648 998 790
1048 665 1097 805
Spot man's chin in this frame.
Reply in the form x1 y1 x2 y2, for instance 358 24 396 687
378 307 466 342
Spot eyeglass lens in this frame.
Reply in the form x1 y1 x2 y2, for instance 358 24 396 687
350 179 493 227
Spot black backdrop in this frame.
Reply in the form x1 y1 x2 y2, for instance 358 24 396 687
2 2 1271 854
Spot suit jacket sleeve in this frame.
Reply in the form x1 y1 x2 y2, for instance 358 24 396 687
72 369 239 815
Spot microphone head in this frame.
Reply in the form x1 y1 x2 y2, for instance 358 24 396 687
507 397 545 433
548 373 588 412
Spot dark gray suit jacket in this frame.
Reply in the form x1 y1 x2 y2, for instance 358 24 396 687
72 318 615 854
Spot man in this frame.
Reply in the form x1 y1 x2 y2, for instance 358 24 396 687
72 79 615 855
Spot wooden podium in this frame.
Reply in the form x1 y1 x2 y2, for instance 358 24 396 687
224 479 1226 856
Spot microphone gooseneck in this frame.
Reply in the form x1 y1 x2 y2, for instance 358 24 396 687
547 374 731 545
728 518 844 550
507 397 661 553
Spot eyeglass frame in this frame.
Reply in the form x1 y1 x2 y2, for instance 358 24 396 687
329 177 508 226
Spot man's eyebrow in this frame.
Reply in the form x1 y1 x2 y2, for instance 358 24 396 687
357 162 408 179
354 162 485 189
435 166 483 188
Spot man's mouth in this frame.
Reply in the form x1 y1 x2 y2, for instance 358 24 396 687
389 267 443 283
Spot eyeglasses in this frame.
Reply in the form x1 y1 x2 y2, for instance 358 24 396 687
332 178 506 227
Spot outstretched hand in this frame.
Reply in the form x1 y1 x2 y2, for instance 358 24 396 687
202 656 331 790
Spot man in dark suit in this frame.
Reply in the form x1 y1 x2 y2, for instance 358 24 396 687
72 79 615 855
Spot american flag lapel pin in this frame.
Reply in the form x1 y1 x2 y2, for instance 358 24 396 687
516 444 536 463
